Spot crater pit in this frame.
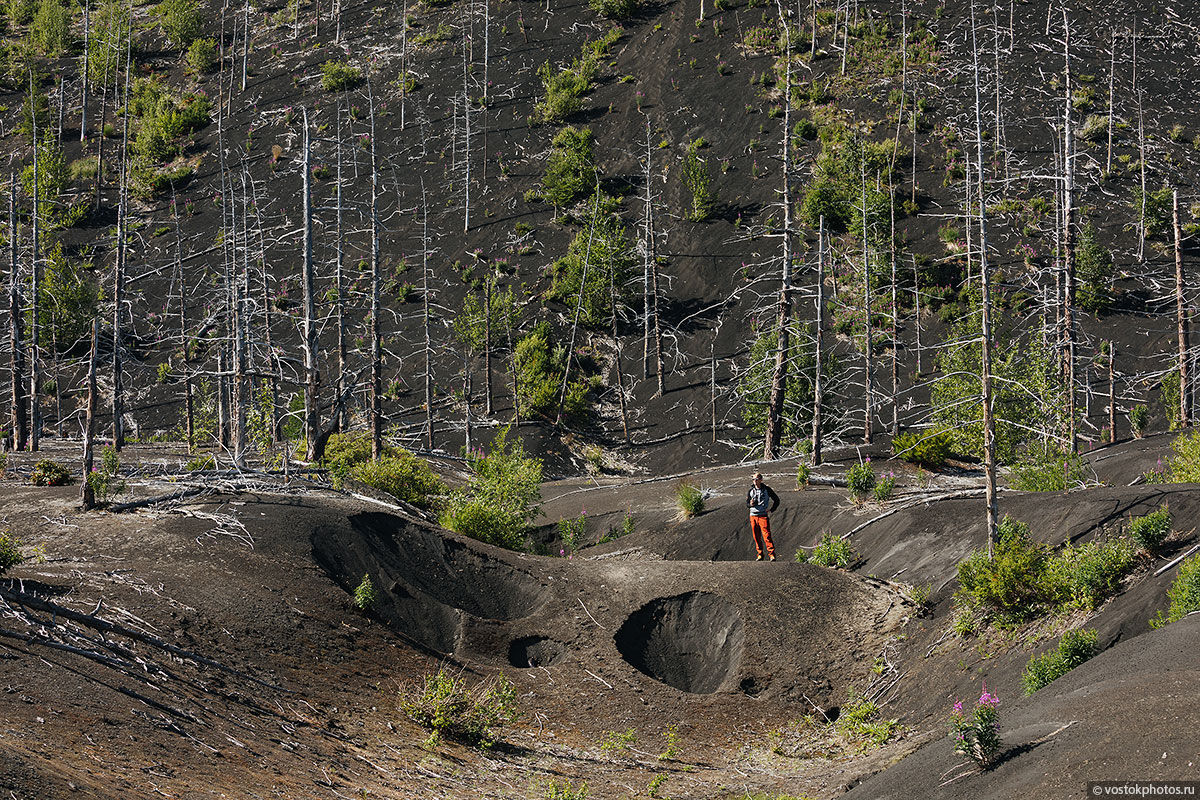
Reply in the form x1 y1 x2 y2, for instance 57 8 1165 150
614 591 744 694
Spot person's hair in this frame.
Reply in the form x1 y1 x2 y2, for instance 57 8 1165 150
753 473 763 481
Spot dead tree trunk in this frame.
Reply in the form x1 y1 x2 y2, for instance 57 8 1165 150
811 215 825 465
890 195 899 437
972 0 999 552
913 254 921 376
556 190 600 426
111 32 133 451
1134 28 1146 263
1107 341 1116 442
483 266 493 415
421 185 433 449
1175 188 1190 428
642 119 653 380
763 3 794 462
80 0 90 142
368 78 382 459
1106 27 1116 174
29 76 42 453
709 332 717 443
8 172 27 451
232 169 250 465
300 108 320 462
1061 5 1077 452
860 158 872 445
246 173 278 444
171 188 194 452
610 241 629 444
80 316 100 509
335 99 347 429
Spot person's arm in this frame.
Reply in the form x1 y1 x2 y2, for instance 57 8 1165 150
768 486 780 512
746 488 751 508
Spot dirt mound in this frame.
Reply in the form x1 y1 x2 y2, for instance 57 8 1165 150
614 591 745 694
311 511 550 653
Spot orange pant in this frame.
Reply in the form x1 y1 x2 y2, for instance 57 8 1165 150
749 515 776 559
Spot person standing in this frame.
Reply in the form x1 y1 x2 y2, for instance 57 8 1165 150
746 472 779 561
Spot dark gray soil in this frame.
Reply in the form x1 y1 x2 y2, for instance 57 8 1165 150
614 591 745 694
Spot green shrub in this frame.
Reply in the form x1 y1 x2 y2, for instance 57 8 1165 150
955 516 1050 626
845 459 875 500
957 520 1136 626
543 779 589 800
133 162 195 199
806 531 855 569
86 0 130 85
399 669 518 748
324 431 375 472
1075 222 1114 313
0 529 23 574
349 453 445 510
1143 459 1169 484
39 243 100 350
1129 507 1172 553
1021 628 1098 695
793 117 818 140
537 55 597 122
514 323 564 417
513 323 598 419
6 0 34 25
1129 404 1148 438
599 728 637 755
441 426 542 550
542 126 597 210
1162 370 1182 431
22 135 70 227
681 140 715 221
873 471 895 502
1150 554 1200 628
353 574 378 610
675 481 704 518
442 500 523 550
1011 448 1089 492
85 446 126 504
547 195 634 327
156 0 202 49
557 511 587 554
588 0 635 18
836 690 900 745
320 60 363 92
796 461 811 487
1130 185 1174 240
186 37 218 74
1047 537 1138 611
185 453 215 470
30 459 71 486
892 428 953 469
127 81 211 167
31 0 70 56
1168 428 1200 482
949 685 1002 768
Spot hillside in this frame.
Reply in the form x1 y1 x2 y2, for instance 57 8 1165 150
5 0 1200 467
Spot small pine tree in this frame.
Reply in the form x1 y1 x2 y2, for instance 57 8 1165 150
542 126 596 211
681 140 715 221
